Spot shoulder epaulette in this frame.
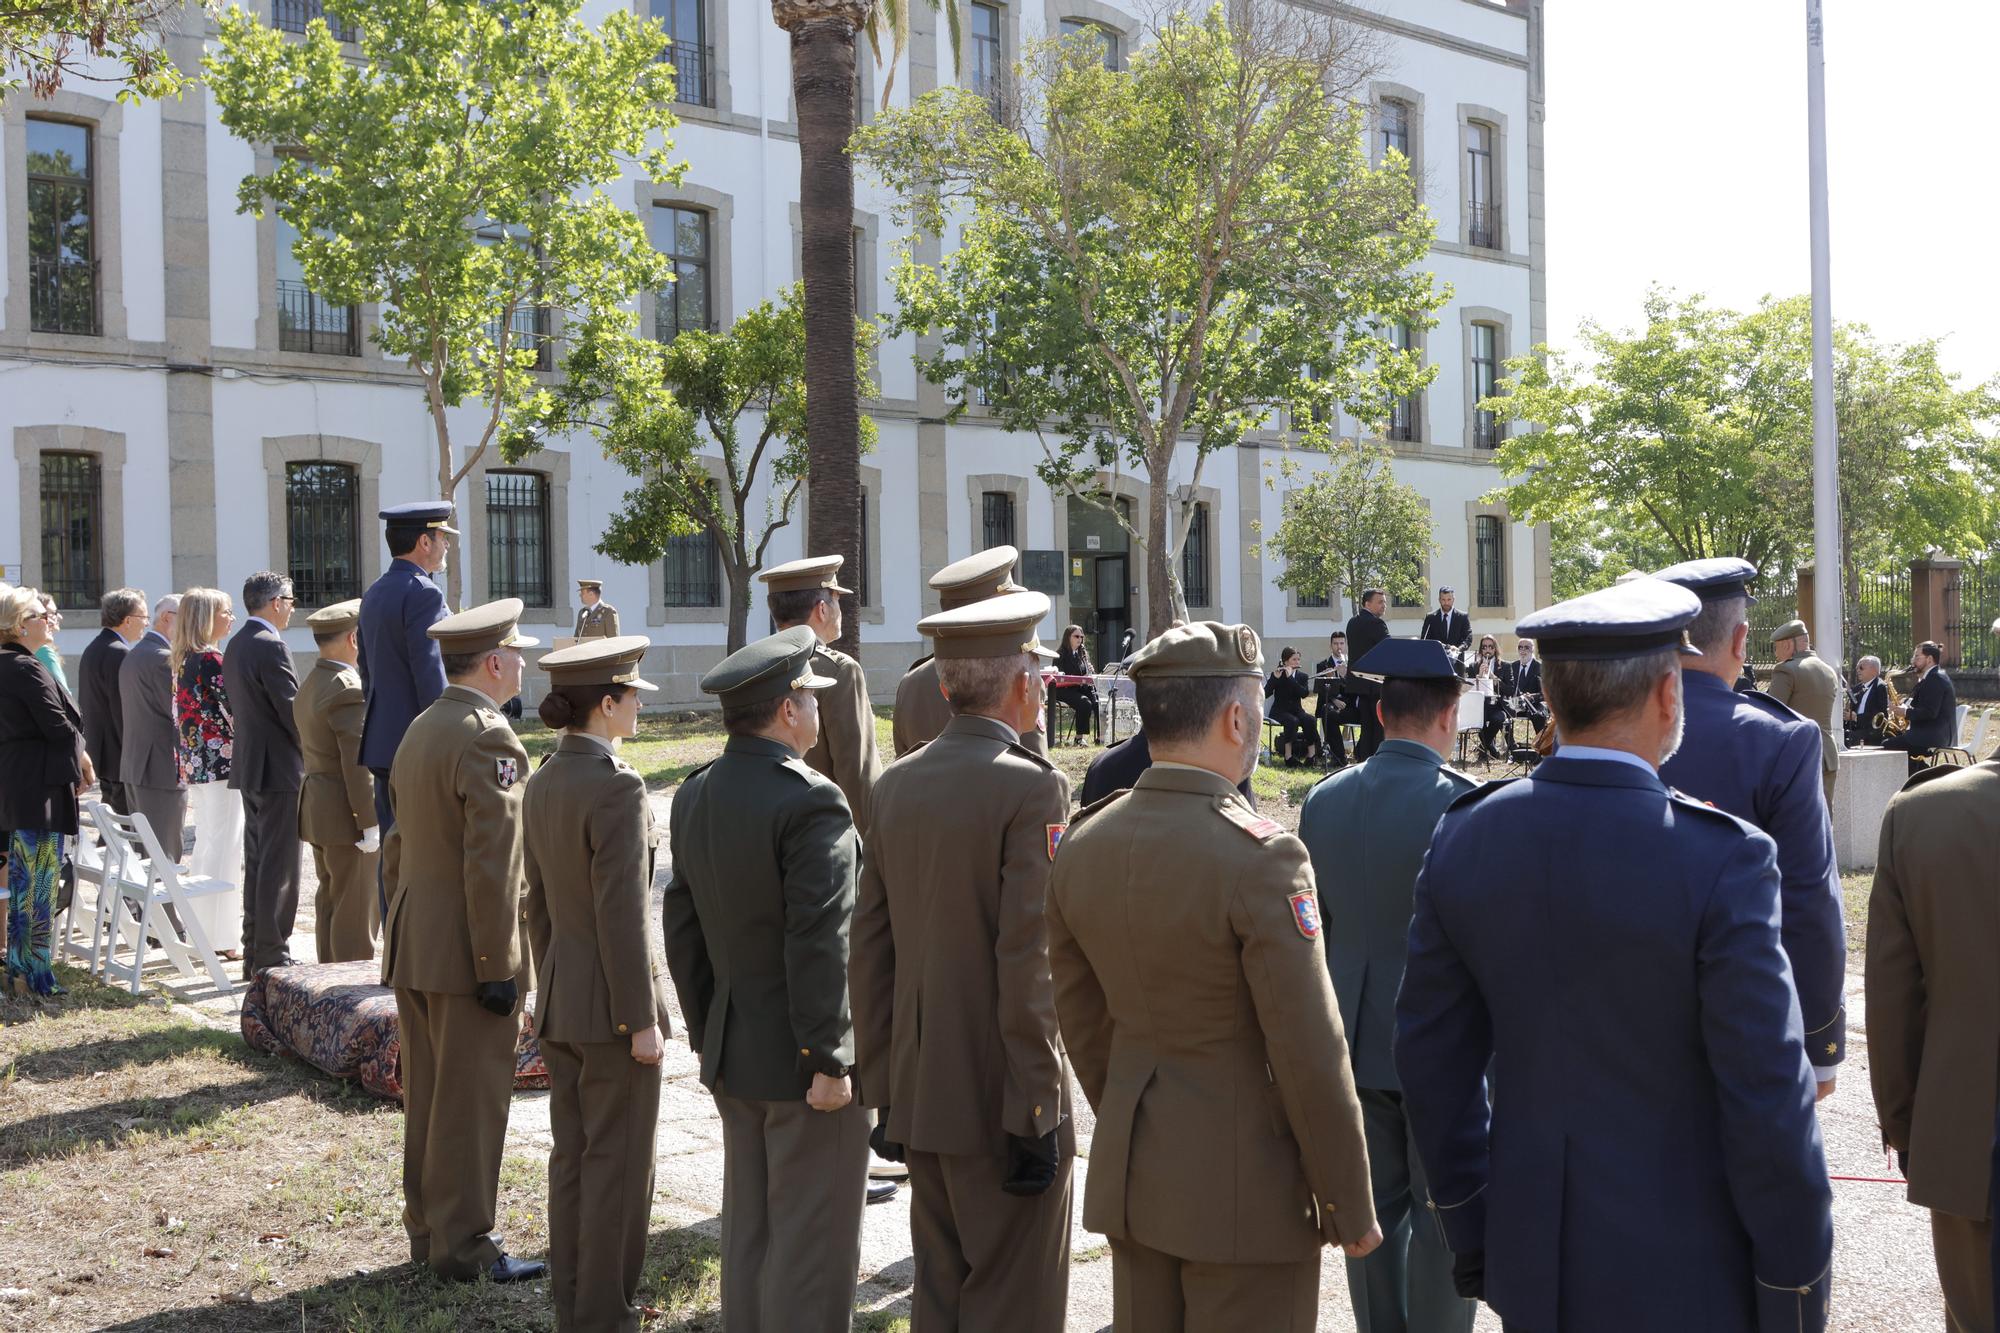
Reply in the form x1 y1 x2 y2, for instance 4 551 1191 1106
1068 787 1129 831
1215 794 1285 843
1005 738 1056 771
906 653 934 672
1444 777 1516 812
1441 765 1481 789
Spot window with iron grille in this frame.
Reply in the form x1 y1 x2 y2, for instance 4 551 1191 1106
663 482 721 608
1298 589 1331 609
1378 98 1410 163
1180 503 1211 608
653 0 714 107
970 2 1003 114
1475 515 1506 608
26 118 98 336
1392 585 1423 609
284 461 361 608
1059 18 1118 68
653 205 712 342
475 218 550 370
276 213 358 356
39 451 103 610
485 470 552 607
1471 323 1501 448
271 0 357 41
1464 121 1498 248
981 491 1017 550
1387 323 1418 442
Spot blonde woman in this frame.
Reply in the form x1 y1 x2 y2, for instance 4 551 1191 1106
171 588 245 956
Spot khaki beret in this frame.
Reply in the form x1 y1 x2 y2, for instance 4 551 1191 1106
537 634 658 691
700 626 837 707
917 590 1057 661
1128 621 1264 679
428 597 540 656
1770 619 1808 645
930 545 1023 611
758 555 852 596
304 599 362 637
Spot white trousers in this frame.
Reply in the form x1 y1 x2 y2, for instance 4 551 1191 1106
185 780 245 950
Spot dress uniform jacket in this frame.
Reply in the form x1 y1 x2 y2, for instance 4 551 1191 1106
77 627 129 808
1766 647 1841 776
894 654 1050 758
358 558 450 772
293 658 378 961
1047 765 1378 1263
1659 670 1847 1073
800 643 883 838
1395 755 1833 1333
573 601 620 638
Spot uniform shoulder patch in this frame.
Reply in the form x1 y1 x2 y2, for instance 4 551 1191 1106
1444 777 1516 812
494 756 519 789
1047 823 1067 860
1288 889 1322 939
1216 797 1284 842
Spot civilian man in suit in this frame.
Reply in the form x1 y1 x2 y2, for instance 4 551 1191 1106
1886 640 1959 769
660 627 867 1331
78 588 147 816
891 545 1047 760
1345 588 1390 761
1768 619 1842 803
294 600 378 962
1418 587 1471 658
224 571 305 976
759 555 883 837
1846 654 1890 746
1298 638 1477 1333
382 598 542 1285
1397 580 1833 1333
1869 739 2000 1333
572 578 620 638
1495 637 1545 735
358 502 455 882
118 594 184 859
1312 630 1350 768
1655 560 1846 1096
856 592 1073 1331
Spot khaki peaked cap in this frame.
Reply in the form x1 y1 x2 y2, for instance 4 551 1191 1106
758 555 852 597
931 545 1023 611
1128 620 1264 679
700 625 837 706
429 597 539 655
538 635 659 691
305 599 362 637
917 590 1057 661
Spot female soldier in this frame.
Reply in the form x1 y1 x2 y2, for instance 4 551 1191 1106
522 636 670 1332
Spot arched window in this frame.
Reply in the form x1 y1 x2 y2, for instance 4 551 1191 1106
285 461 360 607
485 470 553 607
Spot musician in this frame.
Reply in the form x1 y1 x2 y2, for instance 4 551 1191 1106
1497 638 1546 733
1419 588 1471 657
1846 655 1889 747
1468 635 1508 760
1885 641 1959 769
1345 590 1390 761
1313 631 1350 769
1265 648 1319 767
1050 625 1100 745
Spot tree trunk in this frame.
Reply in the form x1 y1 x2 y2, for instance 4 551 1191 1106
436 435 464 610
788 13 864 657
724 558 755 654
1144 442 1174 640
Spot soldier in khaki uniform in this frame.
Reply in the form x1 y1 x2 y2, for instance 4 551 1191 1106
661 626 869 1332
524 635 672 1333
294 600 379 962
573 579 620 638
381 598 544 1284
856 590 1072 1331
890 545 1047 760
1768 618 1842 803
759 555 883 836
1047 621 1381 1331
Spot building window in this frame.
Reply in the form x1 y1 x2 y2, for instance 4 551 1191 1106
1180 503 1210 608
654 0 714 108
475 218 550 370
39 451 103 609
485 470 552 607
1471 322 1501 449
661 497 721 609
654 205 712 342
271 0 356 41
970 2 1004 114
1387 323 1417 442
1297 363 1331 428
982 490 1017 549
1378 98 1410 163
1059 17 1117 68
855 492 872 605
1464 120 1497 249
284 461 361 608
26 118 99 337
276 213 358 356
1392 586 1423 609
1475 515 1506 608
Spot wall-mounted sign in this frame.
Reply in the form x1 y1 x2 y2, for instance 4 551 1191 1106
1071 558 1084 578
1019 549 1067 596
1086 535 1102 551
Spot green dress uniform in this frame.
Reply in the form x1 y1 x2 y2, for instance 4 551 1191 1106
890 545 1049 761
759 555 885 837
854 592 1073 1332
524 636 671 1333
573 580 620 638
380 600 540 1283
1766 622 1842 803
1047 622 1378 1333
294 601 379 963
660 626 869 1333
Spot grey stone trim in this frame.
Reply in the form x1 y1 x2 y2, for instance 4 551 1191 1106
1524 0 1548 353
1235 443 1263 627
916 424 950 617
3 90 128 344
1455 102 1510 253
459 446 573 623
1459 303 1513 450
249 148 385 363
1043 0 1134 64
1430 239 1531 268
14 424 128 605
163 20 217 590
1390 438 1501 467
964 471 1031 580
630 0 738 120
645 453 733 627
1369 80 1426 195
167 372 217 589
788 201 880 322
1175 482 1223 613
1320 1 1529 69
858 461 884 623
260 434 384 607
1464 497 1517 621
639 178 737 335
1531 519 1551 610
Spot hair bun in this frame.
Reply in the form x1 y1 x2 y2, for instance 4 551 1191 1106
537 692 576 729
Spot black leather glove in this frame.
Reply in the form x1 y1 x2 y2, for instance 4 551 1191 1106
1451 1249 1485 1301
869 1113 906 1165
1002 1128 1061 1197
475 978 518 1018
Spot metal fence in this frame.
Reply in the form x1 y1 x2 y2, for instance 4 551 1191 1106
1955 565 1998 672
1847 569 1911 671
1744 582 1796 673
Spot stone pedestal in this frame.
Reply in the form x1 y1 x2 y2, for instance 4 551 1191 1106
1832 747 1909 871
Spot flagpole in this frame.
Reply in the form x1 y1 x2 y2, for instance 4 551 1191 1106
1806 0 1843 732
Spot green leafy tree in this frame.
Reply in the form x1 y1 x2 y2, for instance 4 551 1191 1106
1260 439 1435 618
206 0 681 607
857 3 1442 636
514 286 877 653
2 0 195 103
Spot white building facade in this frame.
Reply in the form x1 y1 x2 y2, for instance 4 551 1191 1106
1 0 1548 704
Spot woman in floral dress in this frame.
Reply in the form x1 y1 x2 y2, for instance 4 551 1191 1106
171 588 244 956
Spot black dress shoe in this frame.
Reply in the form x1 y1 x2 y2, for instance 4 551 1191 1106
866 1180 899 1205
487 1254 546 1284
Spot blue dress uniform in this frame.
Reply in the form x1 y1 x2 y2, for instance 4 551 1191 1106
1395 582 1833 1333
1652 558 1847 1080
1298 638 1477 1333
359 504 455 825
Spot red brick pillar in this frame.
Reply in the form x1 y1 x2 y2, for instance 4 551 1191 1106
1910 557 1964 666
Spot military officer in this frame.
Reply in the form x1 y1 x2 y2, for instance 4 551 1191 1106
1297 638 1477 1333
891 545 1047 760
1048 621 1381 1332
524 635 671 1333
1768 618 1842 803
573 578 620 638
1654 560 1846 1094
380 598 543 1285
1396 581 1833 1333
856 591 1072 1331
661 627 869 1332
294 600 378 962
758 555 883 836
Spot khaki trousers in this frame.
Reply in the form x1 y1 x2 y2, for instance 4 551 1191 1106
906 1149 1072 1332
1110 1236 1320 1333
543 1038 662 1333
712 1089 868 1333
310 837 378 963
395 988 517 1279
1933 1210 1995 1333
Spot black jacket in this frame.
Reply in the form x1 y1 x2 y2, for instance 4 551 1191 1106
1265 667 1312 720
1498 658 1542 699
77 627 129 782
222 620 304 793
1420 607 1471 650
1344 609 1389 695
1903 667 1959 752
1312 655 1347 713
1079 731 1255 808
0 641 85 835
1850 676 1889 742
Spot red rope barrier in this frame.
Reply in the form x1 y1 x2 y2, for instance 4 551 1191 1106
1829 1174 1907 1185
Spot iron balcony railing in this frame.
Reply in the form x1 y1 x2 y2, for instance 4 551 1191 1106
1472 411 1501 450
1467 202 1499 250
277 280 359 356
667 42 715 108
29 256 99 335
272 0 357 41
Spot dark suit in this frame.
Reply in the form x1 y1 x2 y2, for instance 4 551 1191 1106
1313 655 1349 764
223 619 304 972
77 627 132 815
1344 609 1389 760
1847 675 1889 747
1396 756 1833 1333
1493 657 1546 751
1078 730 1254 807
1418 607 1470 652
117 629 185 859
1887 665 1959 757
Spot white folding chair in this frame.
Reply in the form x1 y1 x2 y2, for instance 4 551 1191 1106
87 801 236 999
1931 703 1982 769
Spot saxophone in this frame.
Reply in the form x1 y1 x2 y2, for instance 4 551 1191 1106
1880 675 1908 739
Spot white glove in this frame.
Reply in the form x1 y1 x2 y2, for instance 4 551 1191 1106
356 826 381 855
